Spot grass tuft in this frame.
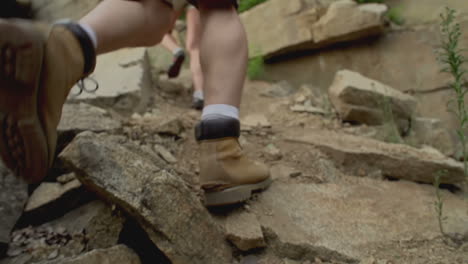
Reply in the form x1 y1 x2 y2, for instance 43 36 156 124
238 0 268 13
247 55 265 80
433 170 448 236
437 7 468 181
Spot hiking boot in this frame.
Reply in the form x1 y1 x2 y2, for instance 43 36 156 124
195 118 272 206
191 97 204 110
167 49 185 78
0 19 96 183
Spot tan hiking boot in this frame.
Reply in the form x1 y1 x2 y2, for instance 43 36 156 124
195 118 272 207
0 19 95 183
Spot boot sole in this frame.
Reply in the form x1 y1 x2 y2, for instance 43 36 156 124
0 19 49 183
204 178 272 207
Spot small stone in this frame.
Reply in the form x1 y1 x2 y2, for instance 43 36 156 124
284 259 301 264
131 113 142 120
290 104 326 115
225 211 266 251
154 144 178 164
143 112 154 120
264 144 282 161
12 233 22 243
241 126 253 132
7 248 23 257
156 117 185 136
242 114 271 129
238 136 249 146
258 254 284 264
376 260 389 264
25 180 82 212
260 80 294 98
360 257 376 264
289 171 302 178
47 249 59 260
56 227 66 235
294 94 307 104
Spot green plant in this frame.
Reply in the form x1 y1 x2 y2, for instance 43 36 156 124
379 95 403 144
437 7 468 182
386 6 405 25
433 170 448 236
238 0 268 13
247 55 265 80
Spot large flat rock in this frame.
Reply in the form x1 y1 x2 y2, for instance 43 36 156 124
241 0 387 58
286 129 465 184
58 103 121 133
329 70 418 128
59 132 232 263
70 48 150 100
313 0 387 44
251 178 468 261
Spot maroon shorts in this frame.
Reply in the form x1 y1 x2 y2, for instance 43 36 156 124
172 0 238 9
188 0 237 7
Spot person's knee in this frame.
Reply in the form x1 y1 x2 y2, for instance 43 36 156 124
140 0 173 45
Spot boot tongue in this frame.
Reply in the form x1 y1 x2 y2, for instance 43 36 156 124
195 118 240 141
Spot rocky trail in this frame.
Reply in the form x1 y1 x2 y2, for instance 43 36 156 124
1 64 467 264
1 0 468 263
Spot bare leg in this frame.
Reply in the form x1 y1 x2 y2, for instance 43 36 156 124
198 0 247 108
194 1 270 207
80 0 173 54
186 7 203 94
161 32 181 52
161 8 185 53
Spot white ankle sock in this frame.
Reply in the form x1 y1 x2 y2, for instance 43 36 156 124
202 104 239 120
78 23 98 50
193 90 204 100
173 47 184 56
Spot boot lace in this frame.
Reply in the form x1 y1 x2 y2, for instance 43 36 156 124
72 77 99 97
